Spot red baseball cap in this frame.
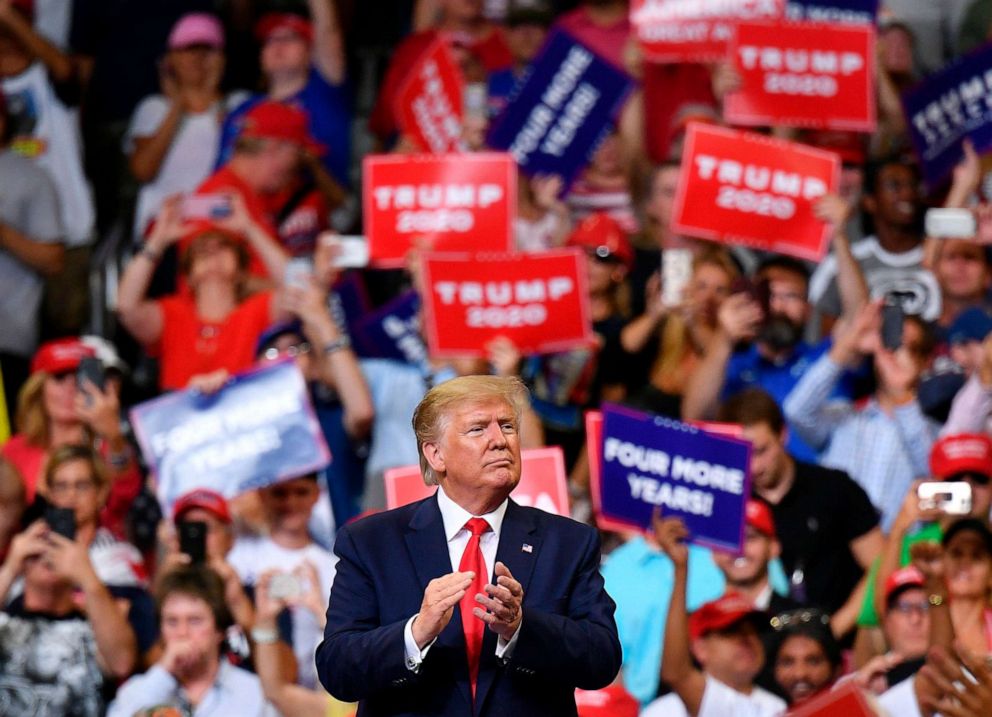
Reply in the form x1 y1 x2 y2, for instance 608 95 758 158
930 434 992 480
883 565 925 608
173 488 232 524
31 338 96 375
745 499 776 539
566 212 633 268
238 100 325 155
255 12 313 44
689 593 764 641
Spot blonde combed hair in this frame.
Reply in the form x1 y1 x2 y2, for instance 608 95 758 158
412 375 530 486
15 373 49 446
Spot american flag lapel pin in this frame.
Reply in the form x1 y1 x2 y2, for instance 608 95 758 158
521 544 533 553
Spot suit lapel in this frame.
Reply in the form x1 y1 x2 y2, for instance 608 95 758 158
403 494 474 710
475 500 541 713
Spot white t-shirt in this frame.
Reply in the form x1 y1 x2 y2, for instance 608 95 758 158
877 676 924 717
641 675 787 717
227 536 336 690
125 92 248 238
2 63 94 246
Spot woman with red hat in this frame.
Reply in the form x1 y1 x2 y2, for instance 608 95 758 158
0 337 141 539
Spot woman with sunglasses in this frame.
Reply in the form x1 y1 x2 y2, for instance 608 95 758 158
0 338 140 539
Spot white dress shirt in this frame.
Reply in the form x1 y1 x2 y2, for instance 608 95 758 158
403 486 521 670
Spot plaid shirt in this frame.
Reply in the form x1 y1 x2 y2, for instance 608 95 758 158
784 354 938 531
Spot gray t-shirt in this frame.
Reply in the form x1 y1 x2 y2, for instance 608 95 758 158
0 148 62 356
808 235 942 322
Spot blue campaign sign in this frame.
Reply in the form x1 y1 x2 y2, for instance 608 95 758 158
903 43 992 188
597 404 752 553
486 30 634 190
351 290 428 365
785 0 877 23
130 360 330 512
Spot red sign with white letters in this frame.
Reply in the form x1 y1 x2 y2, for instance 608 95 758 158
384 447 571 515
394 38 464 154
671 122 840 261
631 0 783 63
725 21 876 131
420 249 593 357
363 153 516 268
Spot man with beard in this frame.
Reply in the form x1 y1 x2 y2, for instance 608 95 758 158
783 299 939 531
683 193 868 462
769 611 842 706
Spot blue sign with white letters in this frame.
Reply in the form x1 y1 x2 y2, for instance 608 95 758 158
597 404 752 553
903 43 992 187
785 0 877 23
487 31 634 190
130 360 330 512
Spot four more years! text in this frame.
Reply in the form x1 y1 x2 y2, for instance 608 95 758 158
603 437 745 517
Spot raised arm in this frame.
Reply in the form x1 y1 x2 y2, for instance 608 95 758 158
814 194 868 334
117 197 187 345
0 2 74 83
655 513 707 717
682 293 761 421
308 0 345 85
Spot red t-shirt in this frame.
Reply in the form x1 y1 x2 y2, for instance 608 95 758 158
153 291 274 391
369 28 512 143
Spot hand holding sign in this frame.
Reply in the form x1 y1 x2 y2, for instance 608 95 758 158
652 509 689 568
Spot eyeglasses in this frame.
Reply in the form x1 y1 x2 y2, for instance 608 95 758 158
49 480 97 496
891 600 929 616
770 608 830 632
262 342 311 361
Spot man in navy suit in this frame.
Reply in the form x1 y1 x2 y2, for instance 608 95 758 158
315 375 621 716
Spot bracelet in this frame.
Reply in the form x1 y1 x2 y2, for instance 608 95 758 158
139 246 161 263
322 336 352 355
250 626 279 644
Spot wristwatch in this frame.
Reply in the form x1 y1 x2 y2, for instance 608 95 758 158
250 626 279 644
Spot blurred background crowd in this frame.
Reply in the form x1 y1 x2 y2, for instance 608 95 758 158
3 0 992 714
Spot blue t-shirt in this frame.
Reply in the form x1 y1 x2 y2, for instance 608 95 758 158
216 67 352 186
723 339 853 463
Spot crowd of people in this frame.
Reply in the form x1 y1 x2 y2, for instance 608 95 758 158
2 0 992 715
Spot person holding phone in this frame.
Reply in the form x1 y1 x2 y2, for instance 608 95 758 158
117 193 290 390
0 504 138 715
126 13 248 239
783 299 939 531
0 338 141 538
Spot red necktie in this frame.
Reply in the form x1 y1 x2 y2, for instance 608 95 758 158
458 517 491 699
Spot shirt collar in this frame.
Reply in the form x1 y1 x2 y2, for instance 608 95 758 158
436 485 508 543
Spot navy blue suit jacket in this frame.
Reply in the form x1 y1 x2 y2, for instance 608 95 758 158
315 495 621 716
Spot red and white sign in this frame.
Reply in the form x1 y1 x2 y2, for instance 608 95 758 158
384 447 571 515
585 410 638 536
421 249 594 357
785 681 877 716
394 38 464 154
725 21 876 131
672 122 840 262
363 153 516 268
631 0 783 63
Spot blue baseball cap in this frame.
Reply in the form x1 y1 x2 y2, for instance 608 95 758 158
948 307 992 345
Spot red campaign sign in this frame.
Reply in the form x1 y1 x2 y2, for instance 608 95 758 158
394 38 464 154
631 0 783 63
363 153 516 268
672 122 840 262
585 410 638 537
725 21 876 132
785 681 877 716
384 447 571 515
421 249 594 357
